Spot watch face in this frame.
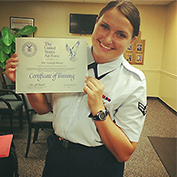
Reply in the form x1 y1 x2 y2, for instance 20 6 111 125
99 111 106 120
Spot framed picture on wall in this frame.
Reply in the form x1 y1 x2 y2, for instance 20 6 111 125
10 17 35 36
126 53 132 63
135 54 143 63
124 32 145 65
127 43 133 51
136 43 143 52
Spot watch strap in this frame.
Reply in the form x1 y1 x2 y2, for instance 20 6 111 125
88 107 109 121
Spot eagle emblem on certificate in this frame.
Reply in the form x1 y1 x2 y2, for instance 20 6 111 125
65 41 80 62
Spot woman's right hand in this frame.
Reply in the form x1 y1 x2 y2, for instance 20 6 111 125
4 53 18 82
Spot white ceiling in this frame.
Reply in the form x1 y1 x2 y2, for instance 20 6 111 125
131 0 176 5
0 0 176 5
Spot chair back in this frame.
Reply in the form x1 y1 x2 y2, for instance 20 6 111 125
2 74 15 90
0 78 3 90
21 94 53 126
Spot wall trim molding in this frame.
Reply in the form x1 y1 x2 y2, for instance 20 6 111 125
142 69 177 79
160 70 177 79
147 97 177 115
142 69 160 73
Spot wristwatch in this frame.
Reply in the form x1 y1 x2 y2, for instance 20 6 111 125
89 107 109 121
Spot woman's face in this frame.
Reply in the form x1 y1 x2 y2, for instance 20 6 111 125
91 8 136 64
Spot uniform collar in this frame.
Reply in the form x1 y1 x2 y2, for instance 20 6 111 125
87 46 124 77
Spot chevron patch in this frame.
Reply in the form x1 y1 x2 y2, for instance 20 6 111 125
138 102 147 116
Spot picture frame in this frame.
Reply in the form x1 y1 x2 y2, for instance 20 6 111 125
126 53 132 63
124 38 145 65
127 43 133 51
10 17 35 37
136 43 143 52
135 54 143 63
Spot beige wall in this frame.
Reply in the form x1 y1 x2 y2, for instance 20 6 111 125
0 1 176 111
134 5 166 98
0 1 103 44
159 2 177 111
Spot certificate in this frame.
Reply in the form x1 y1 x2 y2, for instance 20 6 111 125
16 38 87 93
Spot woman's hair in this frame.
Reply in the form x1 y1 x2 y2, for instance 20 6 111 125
98 0 140 38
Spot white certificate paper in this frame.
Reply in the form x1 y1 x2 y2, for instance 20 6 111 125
16 38 87 93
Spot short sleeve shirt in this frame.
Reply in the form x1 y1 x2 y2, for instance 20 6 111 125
52 46 147 146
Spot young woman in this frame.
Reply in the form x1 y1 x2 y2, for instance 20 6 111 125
5 1 147 176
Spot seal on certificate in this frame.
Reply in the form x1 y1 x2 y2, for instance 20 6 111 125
22 42 37 57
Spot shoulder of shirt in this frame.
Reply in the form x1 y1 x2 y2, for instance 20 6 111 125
122 58 146 82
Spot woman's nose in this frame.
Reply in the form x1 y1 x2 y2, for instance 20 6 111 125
104 32 114 44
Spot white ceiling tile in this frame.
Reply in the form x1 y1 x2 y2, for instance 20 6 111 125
0 0 175 5
61 0 83 2
154 0 175 5
84 0 107 3
130 0 175 5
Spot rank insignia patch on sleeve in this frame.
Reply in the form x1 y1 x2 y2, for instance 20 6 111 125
138 102 147 116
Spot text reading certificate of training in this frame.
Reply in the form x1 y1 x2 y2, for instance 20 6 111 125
16 38 87 93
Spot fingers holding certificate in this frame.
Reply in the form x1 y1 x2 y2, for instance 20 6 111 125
15 38 87 93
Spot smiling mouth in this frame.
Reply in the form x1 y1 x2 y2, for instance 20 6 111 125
99 41 114 50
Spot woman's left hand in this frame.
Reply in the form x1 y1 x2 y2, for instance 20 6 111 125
83 76 105 115
84 76 137 162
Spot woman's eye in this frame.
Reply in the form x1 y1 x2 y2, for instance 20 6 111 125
117 33 126 38
101 24 109 30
